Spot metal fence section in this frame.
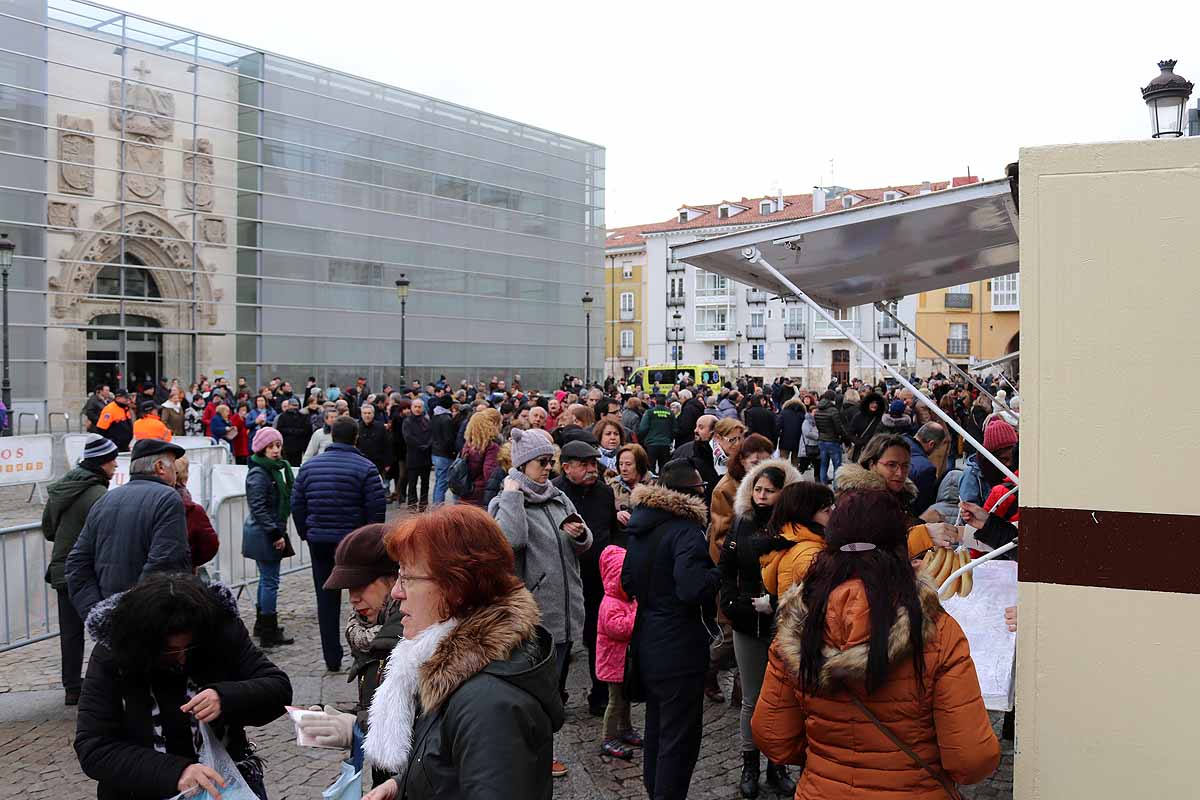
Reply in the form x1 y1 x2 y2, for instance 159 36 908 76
0 522 55 653
208 491 311 592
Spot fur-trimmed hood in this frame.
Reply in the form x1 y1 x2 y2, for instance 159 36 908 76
773 578 942 691
733 457 804 517
417 586 552 716
629 482 707 526
84 580 239 649
833 461 918 504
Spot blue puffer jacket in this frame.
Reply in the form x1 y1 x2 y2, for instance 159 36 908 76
291 443 386 545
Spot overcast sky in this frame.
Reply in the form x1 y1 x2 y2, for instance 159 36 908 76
115 0 1200 228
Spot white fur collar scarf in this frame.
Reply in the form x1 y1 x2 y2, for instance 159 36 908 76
363 617 458 773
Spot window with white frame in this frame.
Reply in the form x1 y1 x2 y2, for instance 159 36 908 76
670 344 683 362
750 311 765 328
620 329 634 350
696 269 729 297
678 211 688 223
949 322 968 340
695 306 729 334
991 273 1019 310
718 206 730 219
622 260 633 279
750 343 765 361
712 344 727 361
788 342 804 361
786 306 805 325
619 292 634 314
948 283 970 295
842 196 854 209
882 342 898 361
827 306 857 321
760 201 772 215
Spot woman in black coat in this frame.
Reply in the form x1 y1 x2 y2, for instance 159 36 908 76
401 398 433 511
75 574 291 800
848 391 886 462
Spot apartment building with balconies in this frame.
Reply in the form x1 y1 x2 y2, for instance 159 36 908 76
603 227 647 376
913 274 1020 374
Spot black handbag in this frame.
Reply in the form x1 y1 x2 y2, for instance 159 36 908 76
622 525 667 704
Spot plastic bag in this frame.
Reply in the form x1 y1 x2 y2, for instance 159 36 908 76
166 720 262 800
322 760 363 800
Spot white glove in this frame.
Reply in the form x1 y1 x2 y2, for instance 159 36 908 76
752 594 773 614
297 704 355 748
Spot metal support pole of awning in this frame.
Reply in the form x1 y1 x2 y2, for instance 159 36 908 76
968 351 1020 396
873 302 1018 419
740 247 1019 487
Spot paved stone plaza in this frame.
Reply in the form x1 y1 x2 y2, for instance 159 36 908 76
0 562 1014 799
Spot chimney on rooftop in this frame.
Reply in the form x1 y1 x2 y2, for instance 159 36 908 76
812 186 826 214
919 181 932 195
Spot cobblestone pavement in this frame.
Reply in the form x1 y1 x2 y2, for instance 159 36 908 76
0 569 1013 800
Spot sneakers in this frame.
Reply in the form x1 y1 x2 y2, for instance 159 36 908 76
552 759 569 778
619 728 643 747
600 739 635 760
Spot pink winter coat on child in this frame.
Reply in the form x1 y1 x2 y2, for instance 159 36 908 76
596 544 637 683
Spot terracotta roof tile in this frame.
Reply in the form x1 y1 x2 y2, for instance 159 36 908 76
604 225 646 250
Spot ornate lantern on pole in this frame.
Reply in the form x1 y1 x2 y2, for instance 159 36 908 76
1141 60 1193 139
581 292 593 384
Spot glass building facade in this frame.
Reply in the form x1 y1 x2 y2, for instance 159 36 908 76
0 0 605 417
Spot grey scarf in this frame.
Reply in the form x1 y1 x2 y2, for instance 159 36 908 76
508 467 559 505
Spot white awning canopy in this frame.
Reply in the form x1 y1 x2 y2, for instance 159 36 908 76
670 178 1019 310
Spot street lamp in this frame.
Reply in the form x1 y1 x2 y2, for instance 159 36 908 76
735 330 743 377
1141 60 1193 139
395 274 410 384
0 233 13 436
581 291 593 384
672 310 682 374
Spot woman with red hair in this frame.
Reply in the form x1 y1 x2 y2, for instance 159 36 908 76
362 505 562 800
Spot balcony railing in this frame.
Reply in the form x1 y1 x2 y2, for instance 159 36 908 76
745 288 769 304
620 308 634 321
947 338 971 355
666 293 686 306
695 326 734 341
944 293 973 310
784 322 806 339
619 345 634 358
877 319 900 337
667 259 684 272
811 318 861 339
745 324 767 339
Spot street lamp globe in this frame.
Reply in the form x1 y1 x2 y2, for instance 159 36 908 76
0 234 13 269
394 273 410 300
1141 60 1193 139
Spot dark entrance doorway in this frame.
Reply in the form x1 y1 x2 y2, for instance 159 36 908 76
87 314 163 393
832 349 850 385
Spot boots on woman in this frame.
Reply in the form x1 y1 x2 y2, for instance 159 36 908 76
765 762 796 796
259 613 294 647
739 749 760 798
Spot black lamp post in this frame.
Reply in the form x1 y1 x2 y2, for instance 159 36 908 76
1141 60 1193 138
395 274 410 384
0 233 13 436
735 330 743 377
672 310 682 374
581 291 593 384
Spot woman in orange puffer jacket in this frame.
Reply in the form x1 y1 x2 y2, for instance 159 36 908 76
752 489 999 799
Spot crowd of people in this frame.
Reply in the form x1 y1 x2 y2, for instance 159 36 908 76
51 367 1021 799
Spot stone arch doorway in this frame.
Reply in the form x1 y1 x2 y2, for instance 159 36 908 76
1006 332 1020 384
50 209 223 399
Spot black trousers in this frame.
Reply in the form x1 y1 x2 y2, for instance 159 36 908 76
642 671 706 800
580 560 607 711
308 543 344 670
645 445 672 474
406 465 430 509
56 588 84 692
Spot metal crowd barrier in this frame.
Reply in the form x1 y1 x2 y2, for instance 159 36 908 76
0 480 311 652
0 522 55 653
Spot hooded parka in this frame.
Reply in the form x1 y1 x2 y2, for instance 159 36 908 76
751 580 1000 799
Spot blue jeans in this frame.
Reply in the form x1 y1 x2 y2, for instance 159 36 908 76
432 454 453 504
256 559 281 615
818 441 843 485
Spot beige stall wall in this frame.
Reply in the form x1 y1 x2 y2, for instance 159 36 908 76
1017 137 1200 800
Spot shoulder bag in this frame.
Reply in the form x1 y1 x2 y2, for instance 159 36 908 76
848 691 964 800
